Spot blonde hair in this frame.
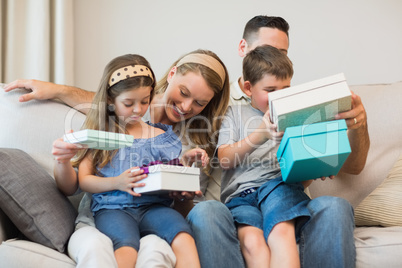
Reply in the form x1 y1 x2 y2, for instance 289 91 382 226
72 54 155 173
156 49 230 171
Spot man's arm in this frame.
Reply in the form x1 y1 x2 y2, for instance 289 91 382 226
4 79 95 114
336 92 370 174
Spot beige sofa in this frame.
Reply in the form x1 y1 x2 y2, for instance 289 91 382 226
1 81 402 267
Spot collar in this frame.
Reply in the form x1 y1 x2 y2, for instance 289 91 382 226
230 77 250 102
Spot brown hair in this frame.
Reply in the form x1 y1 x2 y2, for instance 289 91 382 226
72 54 155 173
243 45 293 85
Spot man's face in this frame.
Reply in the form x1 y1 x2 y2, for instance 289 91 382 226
239 27 289 57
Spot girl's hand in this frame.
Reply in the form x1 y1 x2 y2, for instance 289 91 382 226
116 168 147 197
181 148 209 167
261 109 284 143
52 130 86 164
170 190 203 202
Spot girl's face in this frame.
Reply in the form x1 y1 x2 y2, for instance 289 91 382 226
113 86 152 125
162 68 215 123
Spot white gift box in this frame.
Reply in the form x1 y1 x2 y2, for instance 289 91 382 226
268 73 352 132
132 164 200 194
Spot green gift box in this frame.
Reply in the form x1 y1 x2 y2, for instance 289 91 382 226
277 119 351 183
63 129 134 150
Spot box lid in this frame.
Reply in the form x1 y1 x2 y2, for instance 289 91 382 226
277 119 348 161
63 129 134 150
142 164 200 175
268 73 351 131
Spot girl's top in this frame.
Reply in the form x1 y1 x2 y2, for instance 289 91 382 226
91 122 182 212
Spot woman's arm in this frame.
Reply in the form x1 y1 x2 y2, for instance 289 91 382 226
4 79 95 114
52 135 84 196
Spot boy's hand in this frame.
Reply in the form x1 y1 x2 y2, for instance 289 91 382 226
261 109 284 143
318 175 335 181
181 148 209 167
116 168 147 197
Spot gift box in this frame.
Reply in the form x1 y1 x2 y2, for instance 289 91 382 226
277 119 351 183
269 73 352 132
133 164 200 194
63 129 134 150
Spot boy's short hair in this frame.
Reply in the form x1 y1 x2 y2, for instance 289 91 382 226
243 45 293 85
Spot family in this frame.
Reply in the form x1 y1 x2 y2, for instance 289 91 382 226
3 15 369 268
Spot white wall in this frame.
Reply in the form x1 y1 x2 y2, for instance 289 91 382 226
73 0 402 91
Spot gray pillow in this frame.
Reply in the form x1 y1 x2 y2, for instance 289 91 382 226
0 148 77 252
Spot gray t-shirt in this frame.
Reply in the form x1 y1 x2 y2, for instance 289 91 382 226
217 104 281 203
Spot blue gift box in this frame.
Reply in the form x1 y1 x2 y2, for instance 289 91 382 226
277 119 351 183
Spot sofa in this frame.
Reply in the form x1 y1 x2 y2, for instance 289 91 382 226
0 81 402 267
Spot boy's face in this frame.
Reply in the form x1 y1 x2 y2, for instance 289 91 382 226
245 74 291 114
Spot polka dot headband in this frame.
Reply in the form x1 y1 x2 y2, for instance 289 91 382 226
176 54 226 87
108 65 153 88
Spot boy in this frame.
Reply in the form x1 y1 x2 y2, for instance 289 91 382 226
217 45 311 268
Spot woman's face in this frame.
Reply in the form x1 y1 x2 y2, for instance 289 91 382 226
162 67 215 123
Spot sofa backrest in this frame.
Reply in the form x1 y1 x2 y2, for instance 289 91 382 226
308 81 402 207
2 82 402 208
0 84 86 177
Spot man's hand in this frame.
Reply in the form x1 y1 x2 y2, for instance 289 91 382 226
4 79 61 102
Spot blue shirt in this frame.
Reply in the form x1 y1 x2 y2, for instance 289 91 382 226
91 122 182 212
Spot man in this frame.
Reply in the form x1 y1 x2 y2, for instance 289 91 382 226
228 15 369 268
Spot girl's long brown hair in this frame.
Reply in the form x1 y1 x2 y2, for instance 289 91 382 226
72 54 155 174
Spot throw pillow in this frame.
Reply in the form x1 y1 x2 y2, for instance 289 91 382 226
354 154 402 227
0 148 77 252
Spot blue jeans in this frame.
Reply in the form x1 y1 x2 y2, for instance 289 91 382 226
299 196 355 268
187 197 355 268
187 200 246 268
95 204 193 251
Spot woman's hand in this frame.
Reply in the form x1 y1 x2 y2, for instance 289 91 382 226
170 190 203 202
116 168 147 197
181 148 209 167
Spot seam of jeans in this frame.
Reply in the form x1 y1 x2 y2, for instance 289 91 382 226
299 232 305 268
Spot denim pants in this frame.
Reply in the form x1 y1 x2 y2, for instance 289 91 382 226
187 197 355 268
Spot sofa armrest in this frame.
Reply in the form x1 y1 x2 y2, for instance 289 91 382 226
0 208 19 243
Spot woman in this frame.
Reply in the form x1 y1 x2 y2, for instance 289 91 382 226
6 49 246 268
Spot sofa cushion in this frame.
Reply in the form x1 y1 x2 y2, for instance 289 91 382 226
355 226 402 268
0 148 77 252
0 239 76 268
354 154 402 227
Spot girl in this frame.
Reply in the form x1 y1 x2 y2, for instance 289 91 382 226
73 54 202 268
